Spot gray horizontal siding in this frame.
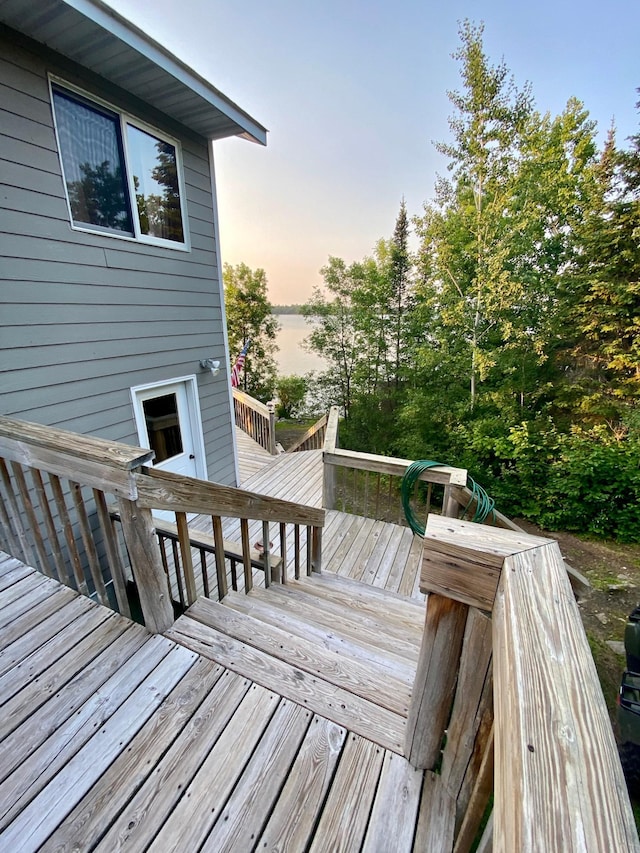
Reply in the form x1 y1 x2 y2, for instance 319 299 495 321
1 29 237 487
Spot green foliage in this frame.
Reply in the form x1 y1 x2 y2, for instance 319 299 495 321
292 28 639 544
275 375 307 419
224 262 279 400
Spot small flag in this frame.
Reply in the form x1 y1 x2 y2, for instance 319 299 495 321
231 339 251 388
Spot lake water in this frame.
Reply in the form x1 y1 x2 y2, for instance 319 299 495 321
274 314 327 376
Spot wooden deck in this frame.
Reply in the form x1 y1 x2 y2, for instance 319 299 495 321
236 426 276 482
231 438 424 600
0 552 435 851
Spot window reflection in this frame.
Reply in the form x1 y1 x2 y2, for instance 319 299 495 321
127 125 184 243
52 89 133 233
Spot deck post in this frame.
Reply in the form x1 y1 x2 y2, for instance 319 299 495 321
405 592 468 768
116 496 174 633
322 406 340 509
267 401 277 455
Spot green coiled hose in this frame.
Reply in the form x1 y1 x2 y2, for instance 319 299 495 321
401 459 496 536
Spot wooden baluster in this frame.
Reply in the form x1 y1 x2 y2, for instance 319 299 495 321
171 537 186 610
352 467 357 513
262 520 273 585
200 549 209 598
176 511 197 605
230 558 238 591
212 515 227 600
306 525 312 576
294 525 300 579
374 473 381 520
49 473 87 594
0 458 37 567
311 525 322 574
94 489 131 617
279 522 287 583
0 479 20 557
363 470 369 517
10 461 52 576
241 517 252 592
70 480 109 606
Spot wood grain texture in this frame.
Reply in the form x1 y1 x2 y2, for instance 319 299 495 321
93 669 251 853
41 658 223 853
200 700 311 851
187 597 412 715
147 685 279 852
134 466 325 526
325 448 467 486
421 516 553 610
405 594 469 769
166 615 406 753
116 498 174 633
256 715 347 851
362 751 423 852
493 542 640 852
309 734 385 853
413 771 456 853
439 607 493 799
453 726 494 853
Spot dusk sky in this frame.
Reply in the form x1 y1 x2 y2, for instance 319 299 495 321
106 0 639 304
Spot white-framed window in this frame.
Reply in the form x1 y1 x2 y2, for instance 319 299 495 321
49 77 189 250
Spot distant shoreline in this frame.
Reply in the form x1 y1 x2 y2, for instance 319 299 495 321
271 305 302 315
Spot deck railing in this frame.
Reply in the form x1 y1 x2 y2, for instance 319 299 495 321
286 413 328 452
0 416 324 632
406 516 639 852
232 387 277 454
322 406 467 522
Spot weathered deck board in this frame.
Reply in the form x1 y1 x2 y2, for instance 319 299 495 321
235 427 274 482
222 587 417 683
256 715 347 850
42 657 224 853
200 700 311 851
251 581 421 664
309 734 385 852
0 550 433 851
166 613 407 753
363 750 423 852
187 596 413 715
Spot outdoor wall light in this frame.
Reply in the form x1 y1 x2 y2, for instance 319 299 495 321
199 358 221 376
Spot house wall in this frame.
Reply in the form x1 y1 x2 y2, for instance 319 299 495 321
0 25 237 486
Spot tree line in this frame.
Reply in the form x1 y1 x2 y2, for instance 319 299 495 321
225 21 639 541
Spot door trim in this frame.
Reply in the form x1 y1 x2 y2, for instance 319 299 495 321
130 375 208 481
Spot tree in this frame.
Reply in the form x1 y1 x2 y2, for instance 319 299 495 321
413 22 599 421
275 375 307 419
568 114 640 419
224 263 279 400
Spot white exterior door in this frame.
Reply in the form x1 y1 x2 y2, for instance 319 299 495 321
131 377 206 481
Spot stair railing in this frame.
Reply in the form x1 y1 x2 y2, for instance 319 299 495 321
405 515 639 852
232 387 277 454
0 416 324 633
322 406 467 521
286 413 329 452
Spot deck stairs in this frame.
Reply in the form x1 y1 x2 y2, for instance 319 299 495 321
166 570 426 755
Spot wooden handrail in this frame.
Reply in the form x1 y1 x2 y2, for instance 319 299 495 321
409 516 639 852
286 414 328 453
232 387 277 454
135 467 325 527
325 447 467 486
0 415 153 500
232 387 270 418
